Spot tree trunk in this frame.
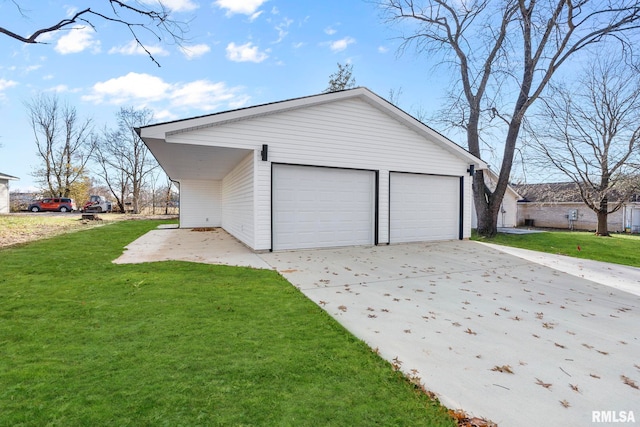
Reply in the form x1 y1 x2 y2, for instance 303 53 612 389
473 171 501 237
595 197 610 236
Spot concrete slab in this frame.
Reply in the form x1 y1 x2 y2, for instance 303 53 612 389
260 241 640 427
497 227 546 235
113 227 272 269
481 242 640 297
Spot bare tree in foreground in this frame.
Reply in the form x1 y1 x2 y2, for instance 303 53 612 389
94 107 158 214
379 0 640 236
1 0 186 66
530 58 640 236
26 93 95 198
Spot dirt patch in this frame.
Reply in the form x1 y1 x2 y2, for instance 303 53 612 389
0 213 177 248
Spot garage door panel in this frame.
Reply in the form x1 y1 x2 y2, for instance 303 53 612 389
273 165 375 250
390 173 460 243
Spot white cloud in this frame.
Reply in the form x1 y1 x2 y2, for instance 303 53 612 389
226 42 269 63
329 36 355 52
82 72 250 114
179 43 211 59
0 79 18 91
109 40 170 57
274 18 293 43
55 26 101 54
49 85 67 92
82 72 171 105
170 80 239 110
378 46 389 54
248 11 263 22
46 84 72 93
215 0 268 16
140 0 199 12
324 26 337 35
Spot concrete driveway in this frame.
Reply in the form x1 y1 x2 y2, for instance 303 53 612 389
116 229 640 426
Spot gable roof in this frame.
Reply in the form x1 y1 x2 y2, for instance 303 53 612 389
483 169 521 199
138 87 486 169
514 182 640 203
0 172 19 180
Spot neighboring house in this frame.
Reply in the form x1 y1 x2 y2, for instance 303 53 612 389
138 87 486 251
471 170 520 229
515 182 640 232
0 172 19 213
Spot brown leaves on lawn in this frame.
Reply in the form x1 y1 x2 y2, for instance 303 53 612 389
449 409 498 427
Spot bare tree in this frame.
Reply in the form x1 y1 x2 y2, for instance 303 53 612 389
1 0 186 66
530 57 640 236
26 93 95 198
379 0 640 236
324 63 357 93
93 107 158 214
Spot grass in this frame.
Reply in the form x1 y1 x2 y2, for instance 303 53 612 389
472 229 640 267
0 220 455 426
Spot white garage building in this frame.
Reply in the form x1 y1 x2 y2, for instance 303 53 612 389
138 88 486 251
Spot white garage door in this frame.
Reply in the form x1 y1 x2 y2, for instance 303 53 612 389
272 165 375 250
390 172 460 243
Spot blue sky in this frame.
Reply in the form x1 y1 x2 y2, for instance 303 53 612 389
0 0 454 191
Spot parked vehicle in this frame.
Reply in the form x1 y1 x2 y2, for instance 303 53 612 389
82 195 112 213
28 197 77 212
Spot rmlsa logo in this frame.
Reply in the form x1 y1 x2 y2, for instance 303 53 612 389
592 411 636 423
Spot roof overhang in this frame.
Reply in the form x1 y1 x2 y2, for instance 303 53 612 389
0 173 19 180
144 138 252 181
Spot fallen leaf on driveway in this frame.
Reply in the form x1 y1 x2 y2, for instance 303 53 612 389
491 365 514 374
535 378 552 389
621 375 639 389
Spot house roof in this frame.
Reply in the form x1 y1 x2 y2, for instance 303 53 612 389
0 172 19 180
514 182 639 203
138 87 487 170
483 169 521 199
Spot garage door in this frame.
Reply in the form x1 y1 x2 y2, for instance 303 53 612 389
272 165 376 250
390 172 460 243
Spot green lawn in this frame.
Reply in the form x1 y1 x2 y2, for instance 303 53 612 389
0 220 455 426
472 230 640 267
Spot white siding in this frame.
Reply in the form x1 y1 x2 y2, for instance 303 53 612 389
179 179 222 228
0 179 8 214
378 170 390 244
222 152 254 247
169 99 469 176
254 154 272 250
168 98 473 247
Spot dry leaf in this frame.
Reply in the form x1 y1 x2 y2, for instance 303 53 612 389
536 380 552 389
621 375 639 390
560 400 570 408
491 365 514 374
